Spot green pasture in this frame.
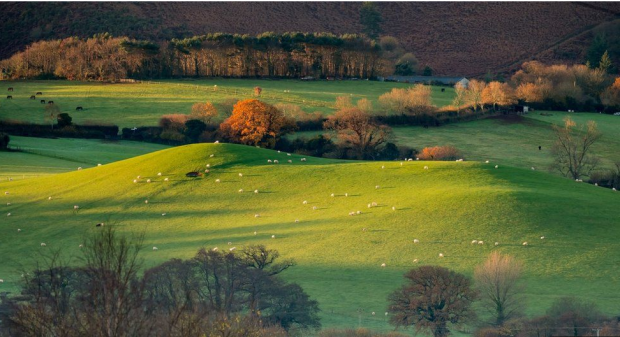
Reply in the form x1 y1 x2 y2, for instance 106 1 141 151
1 143 619 333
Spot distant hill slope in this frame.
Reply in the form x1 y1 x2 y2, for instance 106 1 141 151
0 2 619 76
1 143 620 330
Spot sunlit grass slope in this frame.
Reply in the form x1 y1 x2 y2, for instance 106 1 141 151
1 143 619 331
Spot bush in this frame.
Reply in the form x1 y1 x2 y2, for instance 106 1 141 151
418 145 462 161
57 113 73 128
184 119 207 142
159 113 189 131
0 132 9 151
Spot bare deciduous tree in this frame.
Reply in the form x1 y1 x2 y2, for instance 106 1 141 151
323 107 391 159
551 117 602 180
474 251 525 326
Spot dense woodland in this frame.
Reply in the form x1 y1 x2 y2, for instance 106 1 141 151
0 33 394 80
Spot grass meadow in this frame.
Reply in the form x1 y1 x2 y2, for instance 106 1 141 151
1 143 619 333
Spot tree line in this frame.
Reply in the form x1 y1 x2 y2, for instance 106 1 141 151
0 227 319 336
0 32 398 81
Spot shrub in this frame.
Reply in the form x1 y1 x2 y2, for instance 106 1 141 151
57 113 73 128
0 132 9 151
184 119 207 142
159 130 186 143
418 145 462 161
159 113 189 131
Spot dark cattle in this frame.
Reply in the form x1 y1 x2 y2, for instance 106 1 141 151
6 96 12 99
40 100 46 104
48 101 54 104
96 223 104 227
538 146 542 151
30 95 36 100
441 88 445 92
76 106 83 111
35 92 42 95
185 171 203 177
7 88 13 92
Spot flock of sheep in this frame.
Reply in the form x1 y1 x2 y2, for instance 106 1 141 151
2 144 617 285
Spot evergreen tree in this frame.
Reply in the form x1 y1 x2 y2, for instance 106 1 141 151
599 50 612 73
360 2 383 40
586 34 608 68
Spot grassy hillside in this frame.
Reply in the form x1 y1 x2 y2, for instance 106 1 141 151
1 143 619 332
0 80 455 128
1 3 619 75
0 136 169 180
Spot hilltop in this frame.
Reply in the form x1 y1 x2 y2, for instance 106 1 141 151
1 143 619 330
1 2 620 75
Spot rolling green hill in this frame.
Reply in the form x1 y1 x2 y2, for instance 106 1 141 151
1 143 619 332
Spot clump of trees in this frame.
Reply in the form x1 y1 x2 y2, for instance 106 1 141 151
378 84 433 115
417 145 462 161
0 227 320 336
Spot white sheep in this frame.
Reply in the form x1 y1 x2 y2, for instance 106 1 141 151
485 160 490 163
133 179 137 183
371 202 377 207
147 179 151 183
478 241 484 245
153 247 158 251
301 158 307 162
157 172 162 176
17 229 21 232
349 212 355 216
239 173 243 177
77 167 82 170
74 205 79 210
375 185 380 189
214 140 219 143
40 243 46 247
79 244 83 248
205 169 210 173
330 193 335 197
381 165 385 169
416 158 419 161
540 236 545 240
356 211 361 215
6 213 10 217
367 204 371 208
531 167 535 170
495 165 499 169
252 189 258 194
439 253 444 258
424 166 429 170
254 231 257 235
0 279 3 283
413 259 419 263
312 206 317 210
400 162 403 166
6 202 10 206
229 247 236 251
362 228 367 232
522 242 528 246
4 192 8 195
145 200 148 204
274 160 279 164
303 200 308 204
238 189 243 193
295 219 299 223
164 177 169 182
407 158 413 161
137 175 141 179
287 153 291 156
98 163 102 166
268 159 272 163
372 312 376 316
345 193 348 197
215 179 220 183
392 206 396 211
288 160 292 163
271 235 276 239
471 240 478 244
381 263 386 267
254 214 260 218
206 164 211 168
413 239 419 244
210 154 214 158
212 247 218 252
48 196 52 200
228 242 232 245
162 213 166 216
612 187 617 191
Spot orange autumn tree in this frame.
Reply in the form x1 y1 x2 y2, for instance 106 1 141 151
190 102 218 124
220 99 295 147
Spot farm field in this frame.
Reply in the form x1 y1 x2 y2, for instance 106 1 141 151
1 143 619 333
293 111 620 174
0 79 455 129
0 136 169 179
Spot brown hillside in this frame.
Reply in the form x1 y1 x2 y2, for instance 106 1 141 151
1 2 619 76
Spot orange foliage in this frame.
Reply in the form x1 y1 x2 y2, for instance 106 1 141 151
159 114 189 131
190 102 218 124
220 99 295 147
254 87 262 96
418 145 462 161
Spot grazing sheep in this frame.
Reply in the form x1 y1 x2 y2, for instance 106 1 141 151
362 228 367 232
381 165 385 169
7 213 11 217
274 160 279 164
471 240 478 244
371 202 377 207
295 219 299 223
416 158 419 161
164 178 169 182
239 173 243 177
229 247 236 251
330 193 335 197
439 253 444 258
147 179 151 183
375 185 380 189
6 202 10 206
254 189 259 194
214 141 219 144
144 200 149 204
303 200 308 204
48 196 52 200
381 263 386 267
74 205 79 210
205 169 210 173
495 242 499 246
287 153 291 156
413 239 419 244
98 163 102 166
478 241 484 245
210 154 214 158
17 229 21 232
4 192 8 195
367 204 371 208
133 179 138 183
77 167 82 171
400 162 403 166
206 164 211 168
271 235 276 239
268 159 272 163
96 223 104 227
153 247 158 251
531 167 535 170
540 236 545 240
254 231 257 235
345 193 348 197
356 211 361 215
595 183 598 186
424 166 429 170
612 187 617 191
254 214 260 218
372 312 376 316
0 279 3 283
228 242 232 245
79 244 83 248
522 242 528 246
41 243 46 247
301 158 306 162
349 212 355 216
495 165 499 169
312 206 317 210
212 247 218 252
215 179 220 183
137 176 141 179
162 213 166 216
392 206 396 211
238 189 243 193
157 172 162 176
413 259 418 263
